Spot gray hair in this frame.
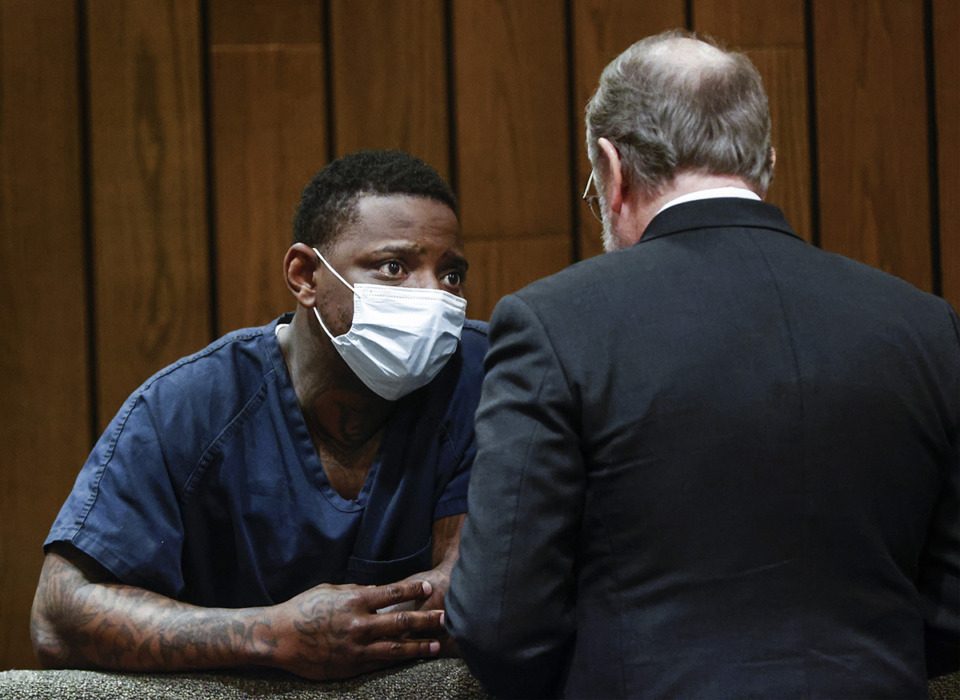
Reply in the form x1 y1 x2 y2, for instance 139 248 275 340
585 30 774 197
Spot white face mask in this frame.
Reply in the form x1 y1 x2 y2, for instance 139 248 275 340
311 247 467 400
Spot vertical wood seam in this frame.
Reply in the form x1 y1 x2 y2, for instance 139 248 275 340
444 0 459 197
322 0 336 162
803 0 822 249
564 0 581 263
76 0 99 448
923 0 942 298
199 0 220 339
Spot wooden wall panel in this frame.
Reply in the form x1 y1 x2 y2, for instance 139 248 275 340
695 0 804 46
812 0 932 291
209 1 324 332
463 235 572 321
210 47 327 331
86 1 211 425
572 0 687 260
209 1 327 333
0 0 89 670
208 0 321 45
329 0 450 177
695 0 812 243
933 0 959 310
453 0 570 320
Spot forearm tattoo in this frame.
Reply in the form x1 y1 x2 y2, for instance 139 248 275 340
32 548 270 671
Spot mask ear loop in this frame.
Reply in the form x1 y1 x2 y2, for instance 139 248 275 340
311 247 356 341
312 247 356 292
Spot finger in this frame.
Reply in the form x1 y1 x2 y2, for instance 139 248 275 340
363 580 433 611
361 638 442 663
363 609 445 640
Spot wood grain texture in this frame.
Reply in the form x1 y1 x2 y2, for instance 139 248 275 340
453 0 572 316
0 0 90 670
86 0 212 427
329 0 450 177
694 0 805 48
210 45 328 331
696 1 812 242
453 0 570 242
463 235 572 321
749 48 812 242
812 0 932 290
208 0 322 45
572 0 687 259
933 0 958 310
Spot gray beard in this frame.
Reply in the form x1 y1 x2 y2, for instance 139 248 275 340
601 214 622 252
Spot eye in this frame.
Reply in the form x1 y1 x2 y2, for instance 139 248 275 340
377 260 406 278
442 270 464 288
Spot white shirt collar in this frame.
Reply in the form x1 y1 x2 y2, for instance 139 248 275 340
656 187 761 216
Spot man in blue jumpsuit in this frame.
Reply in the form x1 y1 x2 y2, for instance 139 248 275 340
31 150 487 681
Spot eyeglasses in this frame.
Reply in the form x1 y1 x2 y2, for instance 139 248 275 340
581 170 602 222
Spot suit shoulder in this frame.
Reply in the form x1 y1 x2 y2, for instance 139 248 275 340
805 248 957 320
505 252 633 319
516 253 620 298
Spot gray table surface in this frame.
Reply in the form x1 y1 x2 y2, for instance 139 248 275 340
1 662 957 699
0 659 491 699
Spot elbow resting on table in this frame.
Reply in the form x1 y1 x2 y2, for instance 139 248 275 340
30 595 76 670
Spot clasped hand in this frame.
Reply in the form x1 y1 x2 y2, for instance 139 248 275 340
267 578 445 680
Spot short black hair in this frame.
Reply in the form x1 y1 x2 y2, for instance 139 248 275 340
292 150 458 250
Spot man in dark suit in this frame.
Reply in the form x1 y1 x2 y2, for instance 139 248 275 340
446 30 959 699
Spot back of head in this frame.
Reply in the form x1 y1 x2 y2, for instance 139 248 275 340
293 150 458 251
586 29 774 197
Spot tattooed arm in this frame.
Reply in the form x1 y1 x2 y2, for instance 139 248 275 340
30 543 444 679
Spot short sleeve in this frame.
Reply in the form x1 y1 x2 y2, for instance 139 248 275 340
431 425 474 521
45 391 186 598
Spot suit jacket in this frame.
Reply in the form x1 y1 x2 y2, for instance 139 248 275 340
447 199 960 699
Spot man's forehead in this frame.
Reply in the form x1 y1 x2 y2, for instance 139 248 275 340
335 193 463 253
354 193 456 225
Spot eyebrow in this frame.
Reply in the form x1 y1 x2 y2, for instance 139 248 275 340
372 243 426 256
448 253 469 272
371 244 469 271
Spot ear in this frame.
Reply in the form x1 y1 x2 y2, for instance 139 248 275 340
284 243 320 306
758 146 776 200
597 137 625 214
